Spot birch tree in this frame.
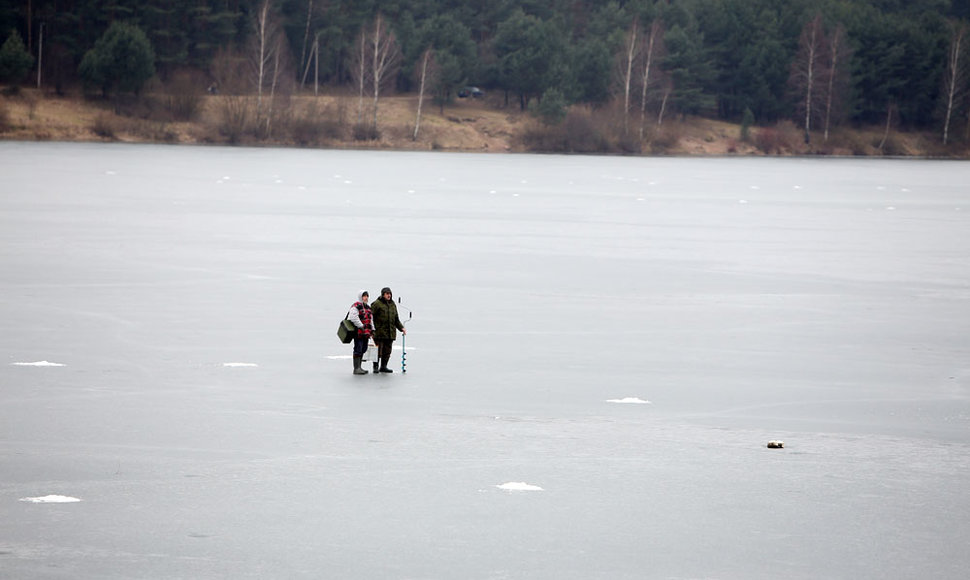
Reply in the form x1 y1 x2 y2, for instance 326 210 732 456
368 13 401 132
252 0 280 127
248 0 293 138
349 30 368 126
299 0 314 88
942 21 969 145
638 19 665 141
348 14 401 135
790 14 827 144
822 24 850 142
413 47 438 140
618 17 639 134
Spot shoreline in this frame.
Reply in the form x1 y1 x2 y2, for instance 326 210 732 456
2 88 967 159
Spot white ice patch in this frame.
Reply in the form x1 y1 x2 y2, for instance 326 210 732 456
223 362 258 367
497 482 543 492
20 495 81 503
606 397 652 404
326 355 352 360
11 361 65 367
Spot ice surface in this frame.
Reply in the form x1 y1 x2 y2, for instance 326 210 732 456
1 142 968 579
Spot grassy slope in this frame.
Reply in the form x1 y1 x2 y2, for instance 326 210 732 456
1 87 964 158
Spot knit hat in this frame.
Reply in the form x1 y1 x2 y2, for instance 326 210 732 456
381 287 392 296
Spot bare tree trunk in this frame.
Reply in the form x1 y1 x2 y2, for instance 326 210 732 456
790 14 828 145
823 25 846 142
266 39 281 136
943 22 967 145
803 16 823 144
352 31 367 125
414 47 432 140
639 20 663 142
254 0 272 126
657 81 671 126
369 13 401 132
878 101 894 151
621 18 639 135
299 0 313 88
301 34 315 88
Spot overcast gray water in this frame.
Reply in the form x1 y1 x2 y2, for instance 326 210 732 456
2 142 969 579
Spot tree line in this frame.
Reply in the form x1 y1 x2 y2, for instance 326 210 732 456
2 0 970 142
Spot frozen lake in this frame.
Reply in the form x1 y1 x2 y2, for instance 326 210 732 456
2 142 969 579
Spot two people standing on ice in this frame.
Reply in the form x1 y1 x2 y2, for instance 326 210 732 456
348 287 406 375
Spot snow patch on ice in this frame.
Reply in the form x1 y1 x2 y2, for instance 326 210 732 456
606 397 652 404
497 482 543 492
326 355 352 360
11 361 65 367
223 362 258 367
20 495 81 503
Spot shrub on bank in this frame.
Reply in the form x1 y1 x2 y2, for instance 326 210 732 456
518 108 610 153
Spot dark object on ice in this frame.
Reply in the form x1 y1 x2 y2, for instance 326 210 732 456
767 440 784 449
338 317 355 344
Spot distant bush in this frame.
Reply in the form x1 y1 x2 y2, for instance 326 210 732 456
530 88 568 126
740 107 754 142
0 100 10 132
648 124 681 154
518 108 611 153
878 134 907 156
91 113 118 139
755 127 781 154
352 122 380 141
755 122 800 154
215 95 251 144
288 100 346 146
165 70 206 122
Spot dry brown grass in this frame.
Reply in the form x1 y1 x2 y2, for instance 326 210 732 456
0 86 960 158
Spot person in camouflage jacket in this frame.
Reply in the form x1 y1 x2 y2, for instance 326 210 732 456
370 287 406 373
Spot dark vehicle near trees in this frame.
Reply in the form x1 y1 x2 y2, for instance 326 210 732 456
458 86 484 98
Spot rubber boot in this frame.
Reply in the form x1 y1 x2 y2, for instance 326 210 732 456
353 356 368 375
379 348 393 373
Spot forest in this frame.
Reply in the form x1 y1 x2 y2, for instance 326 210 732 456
2 0 970 147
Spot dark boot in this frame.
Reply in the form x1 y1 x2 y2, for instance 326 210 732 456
353 356 368 375
379 349 393 373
